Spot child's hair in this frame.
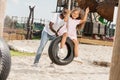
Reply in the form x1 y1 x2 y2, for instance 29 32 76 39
70 8 81 19
71 8 85 30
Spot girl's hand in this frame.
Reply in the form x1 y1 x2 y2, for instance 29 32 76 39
85 7 90 14
55 32 58 36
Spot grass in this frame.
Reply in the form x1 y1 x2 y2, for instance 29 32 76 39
10 50 35 56
32 36 41 40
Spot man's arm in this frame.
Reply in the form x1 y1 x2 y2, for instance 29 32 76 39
49 22 58 36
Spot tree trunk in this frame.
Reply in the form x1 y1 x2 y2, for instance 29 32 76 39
0 0 7 37
109 0 120 80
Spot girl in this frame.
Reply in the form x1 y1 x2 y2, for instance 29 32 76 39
58 7 89 57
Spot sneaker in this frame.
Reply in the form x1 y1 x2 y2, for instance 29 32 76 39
74 57 83 64
31 63 38 67
59 48 64 53
58 48 64 58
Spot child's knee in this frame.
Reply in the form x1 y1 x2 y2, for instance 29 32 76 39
72 40 78 45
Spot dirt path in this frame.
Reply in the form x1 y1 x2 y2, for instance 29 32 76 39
7 55 110 80
7 40 112 80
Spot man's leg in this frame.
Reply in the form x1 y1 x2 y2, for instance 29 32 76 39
33 31 49 64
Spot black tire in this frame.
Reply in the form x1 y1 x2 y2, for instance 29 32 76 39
48 36 74 65
0 38 11 80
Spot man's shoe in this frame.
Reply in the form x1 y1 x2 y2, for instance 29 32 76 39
31 63 38 67
49 63 55 68
74 57 83 64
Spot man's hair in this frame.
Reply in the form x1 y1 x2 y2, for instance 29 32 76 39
60 9 68 19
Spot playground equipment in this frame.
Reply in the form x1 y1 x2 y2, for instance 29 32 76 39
77 0 118 38
56 0 118 21
76 0 118 21
48 36 74 65
0 38 11 80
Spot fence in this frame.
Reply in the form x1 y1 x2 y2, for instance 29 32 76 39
3 16 48 40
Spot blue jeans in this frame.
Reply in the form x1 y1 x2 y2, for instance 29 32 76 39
34 30 56 63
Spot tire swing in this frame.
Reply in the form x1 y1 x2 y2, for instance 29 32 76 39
0 38 11 80
48 36 74 65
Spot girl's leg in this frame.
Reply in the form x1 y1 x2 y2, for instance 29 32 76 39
60 33 68 48
72 39 79 57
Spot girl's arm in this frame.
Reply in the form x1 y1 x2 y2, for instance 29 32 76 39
80 7 89 24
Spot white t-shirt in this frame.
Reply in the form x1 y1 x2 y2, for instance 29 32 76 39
44 13 65 35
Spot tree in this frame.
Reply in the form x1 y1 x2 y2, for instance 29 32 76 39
109 0 120 80
4 16 13 28
0 0 7 37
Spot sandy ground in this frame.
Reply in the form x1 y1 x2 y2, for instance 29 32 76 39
7 40 113 80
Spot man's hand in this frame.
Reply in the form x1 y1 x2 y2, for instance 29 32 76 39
49 22 58 36
55 32 58 36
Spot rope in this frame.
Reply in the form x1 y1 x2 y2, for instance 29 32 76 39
66 0 71 31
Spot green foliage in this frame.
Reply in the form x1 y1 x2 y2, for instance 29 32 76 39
32 36 40 40
33 22 44 31
10 50 35 56
15 23 25 29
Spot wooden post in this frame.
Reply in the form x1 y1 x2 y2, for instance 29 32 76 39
0 0 7 37
26 6 35 39
109 0 120 80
